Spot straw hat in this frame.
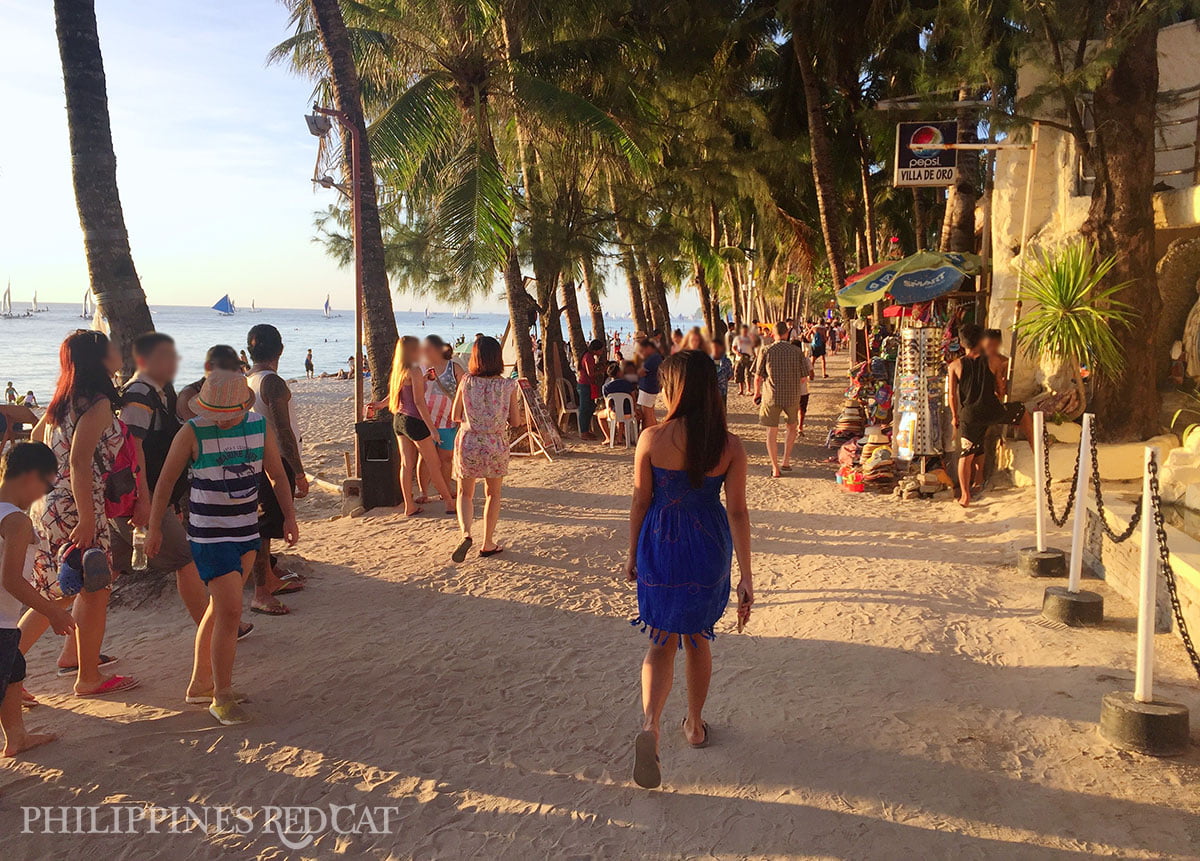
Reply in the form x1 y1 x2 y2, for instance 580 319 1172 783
189 369 255 422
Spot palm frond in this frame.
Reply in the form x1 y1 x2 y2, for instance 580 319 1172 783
437 141 515 285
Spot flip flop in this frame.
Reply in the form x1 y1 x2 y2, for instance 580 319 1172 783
21 687 38 709
237 622 254 640
272 582 304 596
250 602 290 616
681 717 710 749
479 547 504 558
405 508 425 518
781 464 793 472
209 699 251 726
633 730 661 789
452 536 473 563
75 675 140 698
57 654 118 677
185 689 250 705
413 495 433 505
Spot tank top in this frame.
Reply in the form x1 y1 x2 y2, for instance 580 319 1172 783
246 369 303 445
0 502 35 628
959 354 1000 416
186 413 265 544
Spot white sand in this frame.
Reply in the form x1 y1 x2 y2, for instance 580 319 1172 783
2 355 1199 858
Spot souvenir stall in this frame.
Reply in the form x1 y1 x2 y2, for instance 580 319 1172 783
829 250 985 496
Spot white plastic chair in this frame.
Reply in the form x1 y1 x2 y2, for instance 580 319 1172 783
604 392 639 449
557 377 580 432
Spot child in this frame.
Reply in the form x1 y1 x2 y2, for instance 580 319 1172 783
0 442 76 756
711 340 733 402
147 370 298 725
636 340 664 427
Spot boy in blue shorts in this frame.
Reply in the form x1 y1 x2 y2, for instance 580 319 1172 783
147 370 298 725
0 442 76 756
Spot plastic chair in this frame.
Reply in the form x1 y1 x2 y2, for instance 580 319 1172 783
604 392 639 449
557 377 580 432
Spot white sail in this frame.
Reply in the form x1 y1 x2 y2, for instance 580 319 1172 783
324 294 332 318
31 292 38 313
2 282 11 316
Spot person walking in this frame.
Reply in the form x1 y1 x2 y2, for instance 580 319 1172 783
147 370 298 723
623 350 753 789
304 349 315 380
754 322 812 477
386 336 455 517
246 325 308 615
418 335 464 499
450 337 520 563
25 330 139 697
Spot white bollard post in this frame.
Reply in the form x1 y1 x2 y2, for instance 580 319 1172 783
1134 447 1159 703
1033 411 1047 553
1067 413 1093 594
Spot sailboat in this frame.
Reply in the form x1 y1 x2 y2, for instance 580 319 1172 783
324 295 332 318
81 290 94 319
212 294 236 316
31 291 46 313
1 282 11 318
250 299 260 313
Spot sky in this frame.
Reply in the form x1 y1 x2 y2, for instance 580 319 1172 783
0 0 514 313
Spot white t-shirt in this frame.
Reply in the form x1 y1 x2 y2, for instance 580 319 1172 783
0 503 35 629
247 368 302 447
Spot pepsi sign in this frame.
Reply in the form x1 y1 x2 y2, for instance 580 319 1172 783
894 121 959 187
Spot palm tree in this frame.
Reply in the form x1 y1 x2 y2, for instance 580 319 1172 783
53 0 153 373
294 0 399 401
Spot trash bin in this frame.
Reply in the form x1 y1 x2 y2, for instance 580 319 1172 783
355 419 399 510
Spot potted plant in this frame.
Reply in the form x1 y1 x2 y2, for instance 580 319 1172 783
1015 239 1132 424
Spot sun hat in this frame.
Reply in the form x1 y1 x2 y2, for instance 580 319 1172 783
189 369 256 423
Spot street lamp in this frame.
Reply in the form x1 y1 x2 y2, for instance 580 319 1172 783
306 107 365 432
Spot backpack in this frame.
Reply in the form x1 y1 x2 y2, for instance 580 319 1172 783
96 420 140 518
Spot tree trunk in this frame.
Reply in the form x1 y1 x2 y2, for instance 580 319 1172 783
309 0 398 402
503 248 538 379
582 256 606 344
913 188 929 251
642 254 671 334
54 0 153 376
1080 0 1161 441
940 91 979 253
693 258 714 335
791 26 847 290
561 278 587 360
859 143 878 265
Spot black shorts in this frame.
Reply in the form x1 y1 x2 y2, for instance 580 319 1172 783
394 412 431 443
258 460 296 541
961 403 1026 456
0 628 26 688
800 394 811 414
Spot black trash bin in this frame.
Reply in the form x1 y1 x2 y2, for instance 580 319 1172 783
355 419 400 510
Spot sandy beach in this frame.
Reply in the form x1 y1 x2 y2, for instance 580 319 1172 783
2 352 1199 859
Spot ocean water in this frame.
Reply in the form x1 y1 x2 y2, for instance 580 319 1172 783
0 302 690 401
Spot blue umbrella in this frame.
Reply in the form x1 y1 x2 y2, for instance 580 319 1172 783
837 251 983 307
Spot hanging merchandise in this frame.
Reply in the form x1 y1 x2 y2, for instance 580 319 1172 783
893 325 946 462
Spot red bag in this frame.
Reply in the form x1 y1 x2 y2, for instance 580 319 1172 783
96 420 140 518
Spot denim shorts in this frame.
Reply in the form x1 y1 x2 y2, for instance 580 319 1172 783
189 540 260 583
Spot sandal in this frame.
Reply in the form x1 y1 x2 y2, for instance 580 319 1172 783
237 622 254 640
250 602 290 616
681 717 710 749
272 582 304 596
405 508 424 518
75 675 140 698
209 699 251 726
480 546 504 558
58 654 119 677
451 536 473 563
633 730 661 789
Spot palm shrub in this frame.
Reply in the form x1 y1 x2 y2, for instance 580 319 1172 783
1015 239 1133 380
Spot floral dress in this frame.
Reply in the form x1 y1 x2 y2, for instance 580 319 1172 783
30 397 124 598
453 375 517 479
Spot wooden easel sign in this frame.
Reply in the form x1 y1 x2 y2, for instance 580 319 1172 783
511 378 566 461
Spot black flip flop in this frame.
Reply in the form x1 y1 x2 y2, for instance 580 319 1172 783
452 536 473 563
479 547 504 558
681 717 710 749
633 730 661 788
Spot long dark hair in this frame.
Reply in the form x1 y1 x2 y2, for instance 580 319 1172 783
469 336 503 377
659 350 727 487
47 330 118 426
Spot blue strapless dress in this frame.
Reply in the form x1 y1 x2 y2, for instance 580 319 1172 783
632 466 733 645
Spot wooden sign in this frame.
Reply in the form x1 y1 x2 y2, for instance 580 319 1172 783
512 377 566 460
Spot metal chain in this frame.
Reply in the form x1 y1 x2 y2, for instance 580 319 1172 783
1041 423 1079 528
1088 430 1142 544
1147 458 1200 680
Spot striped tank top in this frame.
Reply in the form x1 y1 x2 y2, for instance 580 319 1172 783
187 413 265 544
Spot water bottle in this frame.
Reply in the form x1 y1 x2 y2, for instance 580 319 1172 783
131 526 148 571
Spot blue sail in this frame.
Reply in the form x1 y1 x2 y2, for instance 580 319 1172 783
212 294 235 315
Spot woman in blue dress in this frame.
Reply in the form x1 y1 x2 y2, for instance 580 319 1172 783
623 350 754 789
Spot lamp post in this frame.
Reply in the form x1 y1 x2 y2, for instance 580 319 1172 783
307 106 364 433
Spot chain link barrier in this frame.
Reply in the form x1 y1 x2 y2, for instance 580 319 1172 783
1040 423 1079 528
1038 417 1200 680
1147 458 1200 680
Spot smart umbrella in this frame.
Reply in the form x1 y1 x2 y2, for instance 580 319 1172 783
836 251 984 308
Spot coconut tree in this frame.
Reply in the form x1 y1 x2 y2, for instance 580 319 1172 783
53 0 153 373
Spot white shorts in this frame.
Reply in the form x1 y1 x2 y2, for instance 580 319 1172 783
637 390 658 409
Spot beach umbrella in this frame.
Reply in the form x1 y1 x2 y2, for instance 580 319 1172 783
836 251 984 308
